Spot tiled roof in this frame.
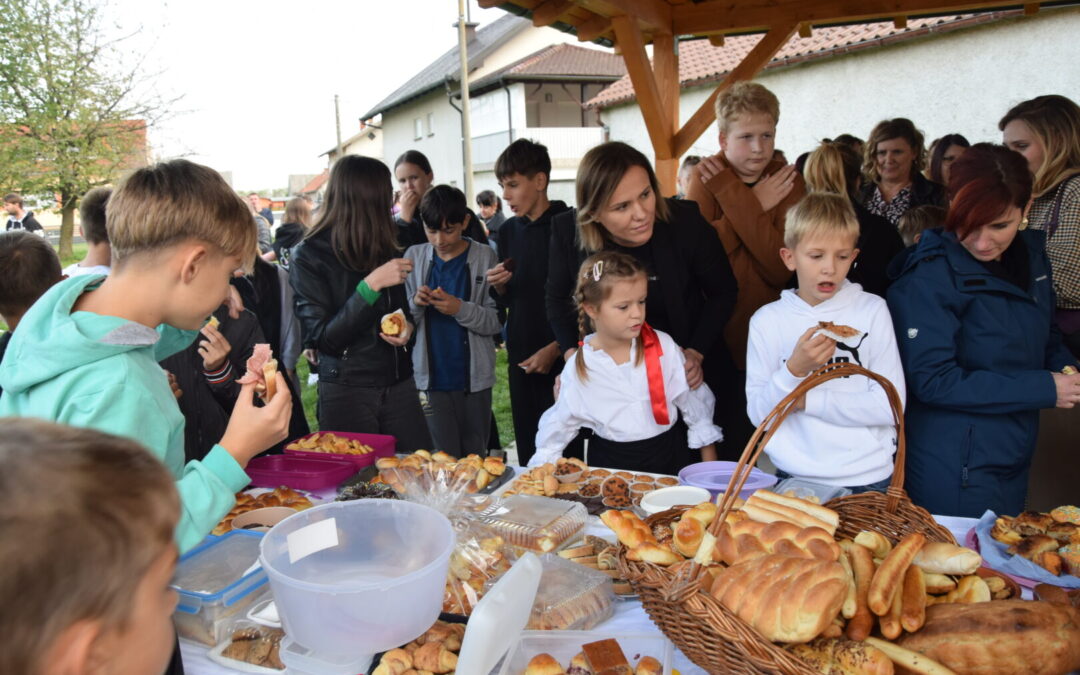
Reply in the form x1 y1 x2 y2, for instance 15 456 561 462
300 170 329 194
472 43 626 91
361 14 531 119
587 12 1018 108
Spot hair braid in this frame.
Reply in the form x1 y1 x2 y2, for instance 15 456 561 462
575 287 590 381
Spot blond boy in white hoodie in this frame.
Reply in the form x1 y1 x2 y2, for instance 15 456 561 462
746 193 905 492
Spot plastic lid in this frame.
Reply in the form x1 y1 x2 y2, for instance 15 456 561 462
456 552 543 675
173 530 264 599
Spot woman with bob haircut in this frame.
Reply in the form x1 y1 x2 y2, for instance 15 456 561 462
1001 94 1080 356
858 118 947 225
926 133 970 187
803 140 904 296
887 144 1079 517
289 155 432 451
546 141 738 464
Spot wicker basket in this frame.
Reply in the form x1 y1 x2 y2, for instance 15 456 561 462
617 361 956 674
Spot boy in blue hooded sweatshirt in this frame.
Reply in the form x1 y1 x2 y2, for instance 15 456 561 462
0 159 293 553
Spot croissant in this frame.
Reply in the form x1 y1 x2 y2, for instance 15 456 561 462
412 642 457 674
674 516 705 557
372 648 413 675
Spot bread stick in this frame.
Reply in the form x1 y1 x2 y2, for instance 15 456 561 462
869 533 925 616
839 550 857 619
742 499 835 535
750 490 840 529
846 542 875 641
864 637 957 675
901 564 926 632
854 530 893 559
879 573 904 639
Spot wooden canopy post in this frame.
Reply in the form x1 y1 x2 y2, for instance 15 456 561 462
653 31 680 195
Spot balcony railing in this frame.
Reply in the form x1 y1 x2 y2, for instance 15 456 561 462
472 127 606 167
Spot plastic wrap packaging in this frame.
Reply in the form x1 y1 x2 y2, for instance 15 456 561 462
475 494 588 553
208 619 285 673
522 554 615 630
382 464 517 616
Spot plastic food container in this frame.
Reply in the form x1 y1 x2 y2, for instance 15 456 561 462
259 500 455 662
498 630 675 675
476 494 587 553
639 485 712 516
527 554 615 630
245 455 357 491
773 477 852 504
284 431 395 469
678 461 777 500
229 507 297 533
207 618 285 673
173 530 268 646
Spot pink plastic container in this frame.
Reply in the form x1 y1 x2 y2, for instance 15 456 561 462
283 431 396 469
246 455 357 491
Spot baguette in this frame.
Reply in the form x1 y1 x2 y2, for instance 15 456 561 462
846 542 876 641
864 637 956 675
912 542 981 576
262 359 278 401
839 550 857 619
751 490 840 529
743 499 836 535
868 533 925 616
900 564 927 632
879 574 904 639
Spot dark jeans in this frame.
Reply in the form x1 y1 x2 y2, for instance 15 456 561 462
774 469 893 495
318 378 432 453
421 388 492 458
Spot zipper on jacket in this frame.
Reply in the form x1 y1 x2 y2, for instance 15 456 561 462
960 425 974 487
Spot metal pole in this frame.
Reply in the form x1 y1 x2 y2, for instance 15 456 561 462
334 94 343 163
458 0 474 203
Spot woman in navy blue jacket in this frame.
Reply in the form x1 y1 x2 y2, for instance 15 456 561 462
888 144 1080 517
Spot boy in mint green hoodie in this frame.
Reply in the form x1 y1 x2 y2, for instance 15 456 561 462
0 159 293 553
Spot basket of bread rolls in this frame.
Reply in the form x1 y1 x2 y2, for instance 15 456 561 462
609 362 988 674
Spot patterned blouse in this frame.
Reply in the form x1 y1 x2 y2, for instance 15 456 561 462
864 184 913 226
1029 176 1080 309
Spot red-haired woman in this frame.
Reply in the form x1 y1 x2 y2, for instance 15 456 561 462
887 144 1080 517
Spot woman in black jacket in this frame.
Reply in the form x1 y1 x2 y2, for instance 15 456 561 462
289 155 431 451
857 118 947 225
803 140 905 296
546 142 739 462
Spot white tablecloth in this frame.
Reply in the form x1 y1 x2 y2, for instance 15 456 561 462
181 507 981 675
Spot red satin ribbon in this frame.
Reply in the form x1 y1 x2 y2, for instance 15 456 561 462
640 323 670 425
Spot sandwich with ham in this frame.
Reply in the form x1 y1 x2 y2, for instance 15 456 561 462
237 343 278 402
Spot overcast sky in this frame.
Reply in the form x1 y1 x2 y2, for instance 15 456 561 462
109 0 508 191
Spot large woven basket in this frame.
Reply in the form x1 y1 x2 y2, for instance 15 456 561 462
616 361 956 674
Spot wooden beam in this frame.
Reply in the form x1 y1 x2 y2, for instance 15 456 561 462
652 31 680 195
798 21 813 37
673 22 798 158
532 0 575 27
611 15 673 157
893 16 908 28
577 13 613 41
1024 3 1040 14
708 34 726 46
477 0 502 8
673 0 1024 36
579 0 672 33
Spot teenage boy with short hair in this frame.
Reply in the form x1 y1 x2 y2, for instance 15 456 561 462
64 187 113 277
405 185 501 456
0 231 64 397
486 139 570 465
0 159 292 553
745 193 905 493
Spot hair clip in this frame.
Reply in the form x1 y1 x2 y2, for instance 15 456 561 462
591 260 603 282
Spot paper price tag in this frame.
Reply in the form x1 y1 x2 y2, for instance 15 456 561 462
287 517 338 564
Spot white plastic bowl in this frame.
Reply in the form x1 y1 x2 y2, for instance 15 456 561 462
259 500 454 659
639 485 711 515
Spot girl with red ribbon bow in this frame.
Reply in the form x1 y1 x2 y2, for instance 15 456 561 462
529 252 723 474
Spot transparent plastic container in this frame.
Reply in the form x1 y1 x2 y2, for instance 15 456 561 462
173 530 268 645
773 477 852 504
526 554 615 631
476 494 587 553
258 500 455 662
498 630 674 675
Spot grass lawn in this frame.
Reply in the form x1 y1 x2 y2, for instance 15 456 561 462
59 242 87 270
295 348 516 449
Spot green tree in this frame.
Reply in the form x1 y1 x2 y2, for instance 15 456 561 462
0 0 171 257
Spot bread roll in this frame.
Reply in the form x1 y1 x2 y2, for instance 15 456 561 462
601 510 655 549
716 519 840 566
674 516 705 558
900 564 926 633
627 542 683 566
846 543 875 641
525 653 566 675
838 550 857 619
897 600 1080 675
912 542 981 575
709 553 847 643
750 490 840 530
634 656 662 675
788 638 895 675
854 531 892 559
744 496 836 535
683 501 719 526
412 642 457 673
863 637 955 675
922 572 956 594
879 574 904 640
868 533 925 616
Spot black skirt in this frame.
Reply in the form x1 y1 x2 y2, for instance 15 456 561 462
586 421 690 475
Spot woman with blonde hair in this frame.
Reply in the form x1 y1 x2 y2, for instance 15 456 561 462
803 141 904 296
1001 95 1080 356
546 141 739 463
269 196 311 269
858 118 947 225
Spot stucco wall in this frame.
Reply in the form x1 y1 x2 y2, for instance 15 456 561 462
600 8 1080 164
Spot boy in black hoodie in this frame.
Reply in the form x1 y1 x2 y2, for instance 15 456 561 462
487 140 578 466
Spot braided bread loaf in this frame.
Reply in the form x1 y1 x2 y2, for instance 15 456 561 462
716 518 841 566
710 553 847 643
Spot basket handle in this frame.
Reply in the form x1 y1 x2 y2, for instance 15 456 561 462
710 361 906 536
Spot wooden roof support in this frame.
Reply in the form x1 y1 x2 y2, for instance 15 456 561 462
652 30 680 194
532 0 576 27
798 21 813 37
612 15 674 158
1024 3 1040 13
477 0 502 8
585 0 672 33
672 21 798 158
894 16 909 28
577 13 613 41
709 34 726 46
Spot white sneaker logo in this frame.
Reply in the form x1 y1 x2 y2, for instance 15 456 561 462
907 328 919 339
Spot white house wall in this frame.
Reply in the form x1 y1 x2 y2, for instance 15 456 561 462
382 91 467 190
600 8 1080 164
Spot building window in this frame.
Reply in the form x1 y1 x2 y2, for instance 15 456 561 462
414 118 423 140
426 113 435 137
